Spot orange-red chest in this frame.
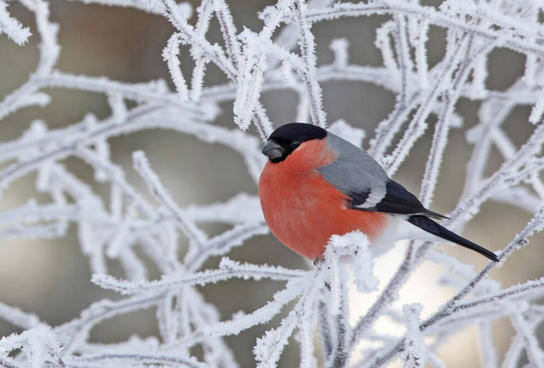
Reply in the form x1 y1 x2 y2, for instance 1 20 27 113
258 139 387 259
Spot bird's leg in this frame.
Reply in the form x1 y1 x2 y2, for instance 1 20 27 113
313 257 332 290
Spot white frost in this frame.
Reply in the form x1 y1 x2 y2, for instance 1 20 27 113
1 0 544 367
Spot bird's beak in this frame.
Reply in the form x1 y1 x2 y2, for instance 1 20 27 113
262 140 284 161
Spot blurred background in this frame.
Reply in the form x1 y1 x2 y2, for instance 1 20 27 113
0 0 542 366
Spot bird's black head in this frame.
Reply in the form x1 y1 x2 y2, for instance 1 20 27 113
261 123 327 163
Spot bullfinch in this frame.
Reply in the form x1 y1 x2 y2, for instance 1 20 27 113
258 122 498 262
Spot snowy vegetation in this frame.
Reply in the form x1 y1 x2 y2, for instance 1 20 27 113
1 0 544 367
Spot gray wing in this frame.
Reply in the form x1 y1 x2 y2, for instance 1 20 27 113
318 134 388 209
319 133 434 216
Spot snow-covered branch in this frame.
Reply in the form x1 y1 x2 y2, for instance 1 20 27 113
1 0 544 367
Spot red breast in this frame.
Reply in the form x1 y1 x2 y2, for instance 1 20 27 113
258 139 387 259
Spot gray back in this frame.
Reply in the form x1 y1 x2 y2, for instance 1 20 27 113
318 133 388 207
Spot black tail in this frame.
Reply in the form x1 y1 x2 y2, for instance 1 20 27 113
408 215 498 262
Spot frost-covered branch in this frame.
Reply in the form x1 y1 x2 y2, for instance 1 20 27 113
1 0 544 367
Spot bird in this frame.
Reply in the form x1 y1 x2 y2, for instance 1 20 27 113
258 122 498 262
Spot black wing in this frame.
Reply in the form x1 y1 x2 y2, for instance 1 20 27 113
375 181 424 214
353 180 447 219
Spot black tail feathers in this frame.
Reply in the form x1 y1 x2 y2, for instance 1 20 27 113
408 215 499 262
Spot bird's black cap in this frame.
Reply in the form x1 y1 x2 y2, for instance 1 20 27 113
269 123 327 144
262 123 327 163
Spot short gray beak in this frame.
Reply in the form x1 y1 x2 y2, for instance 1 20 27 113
262 140 284 161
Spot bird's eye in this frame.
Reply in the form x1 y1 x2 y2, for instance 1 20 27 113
289 141 300 149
